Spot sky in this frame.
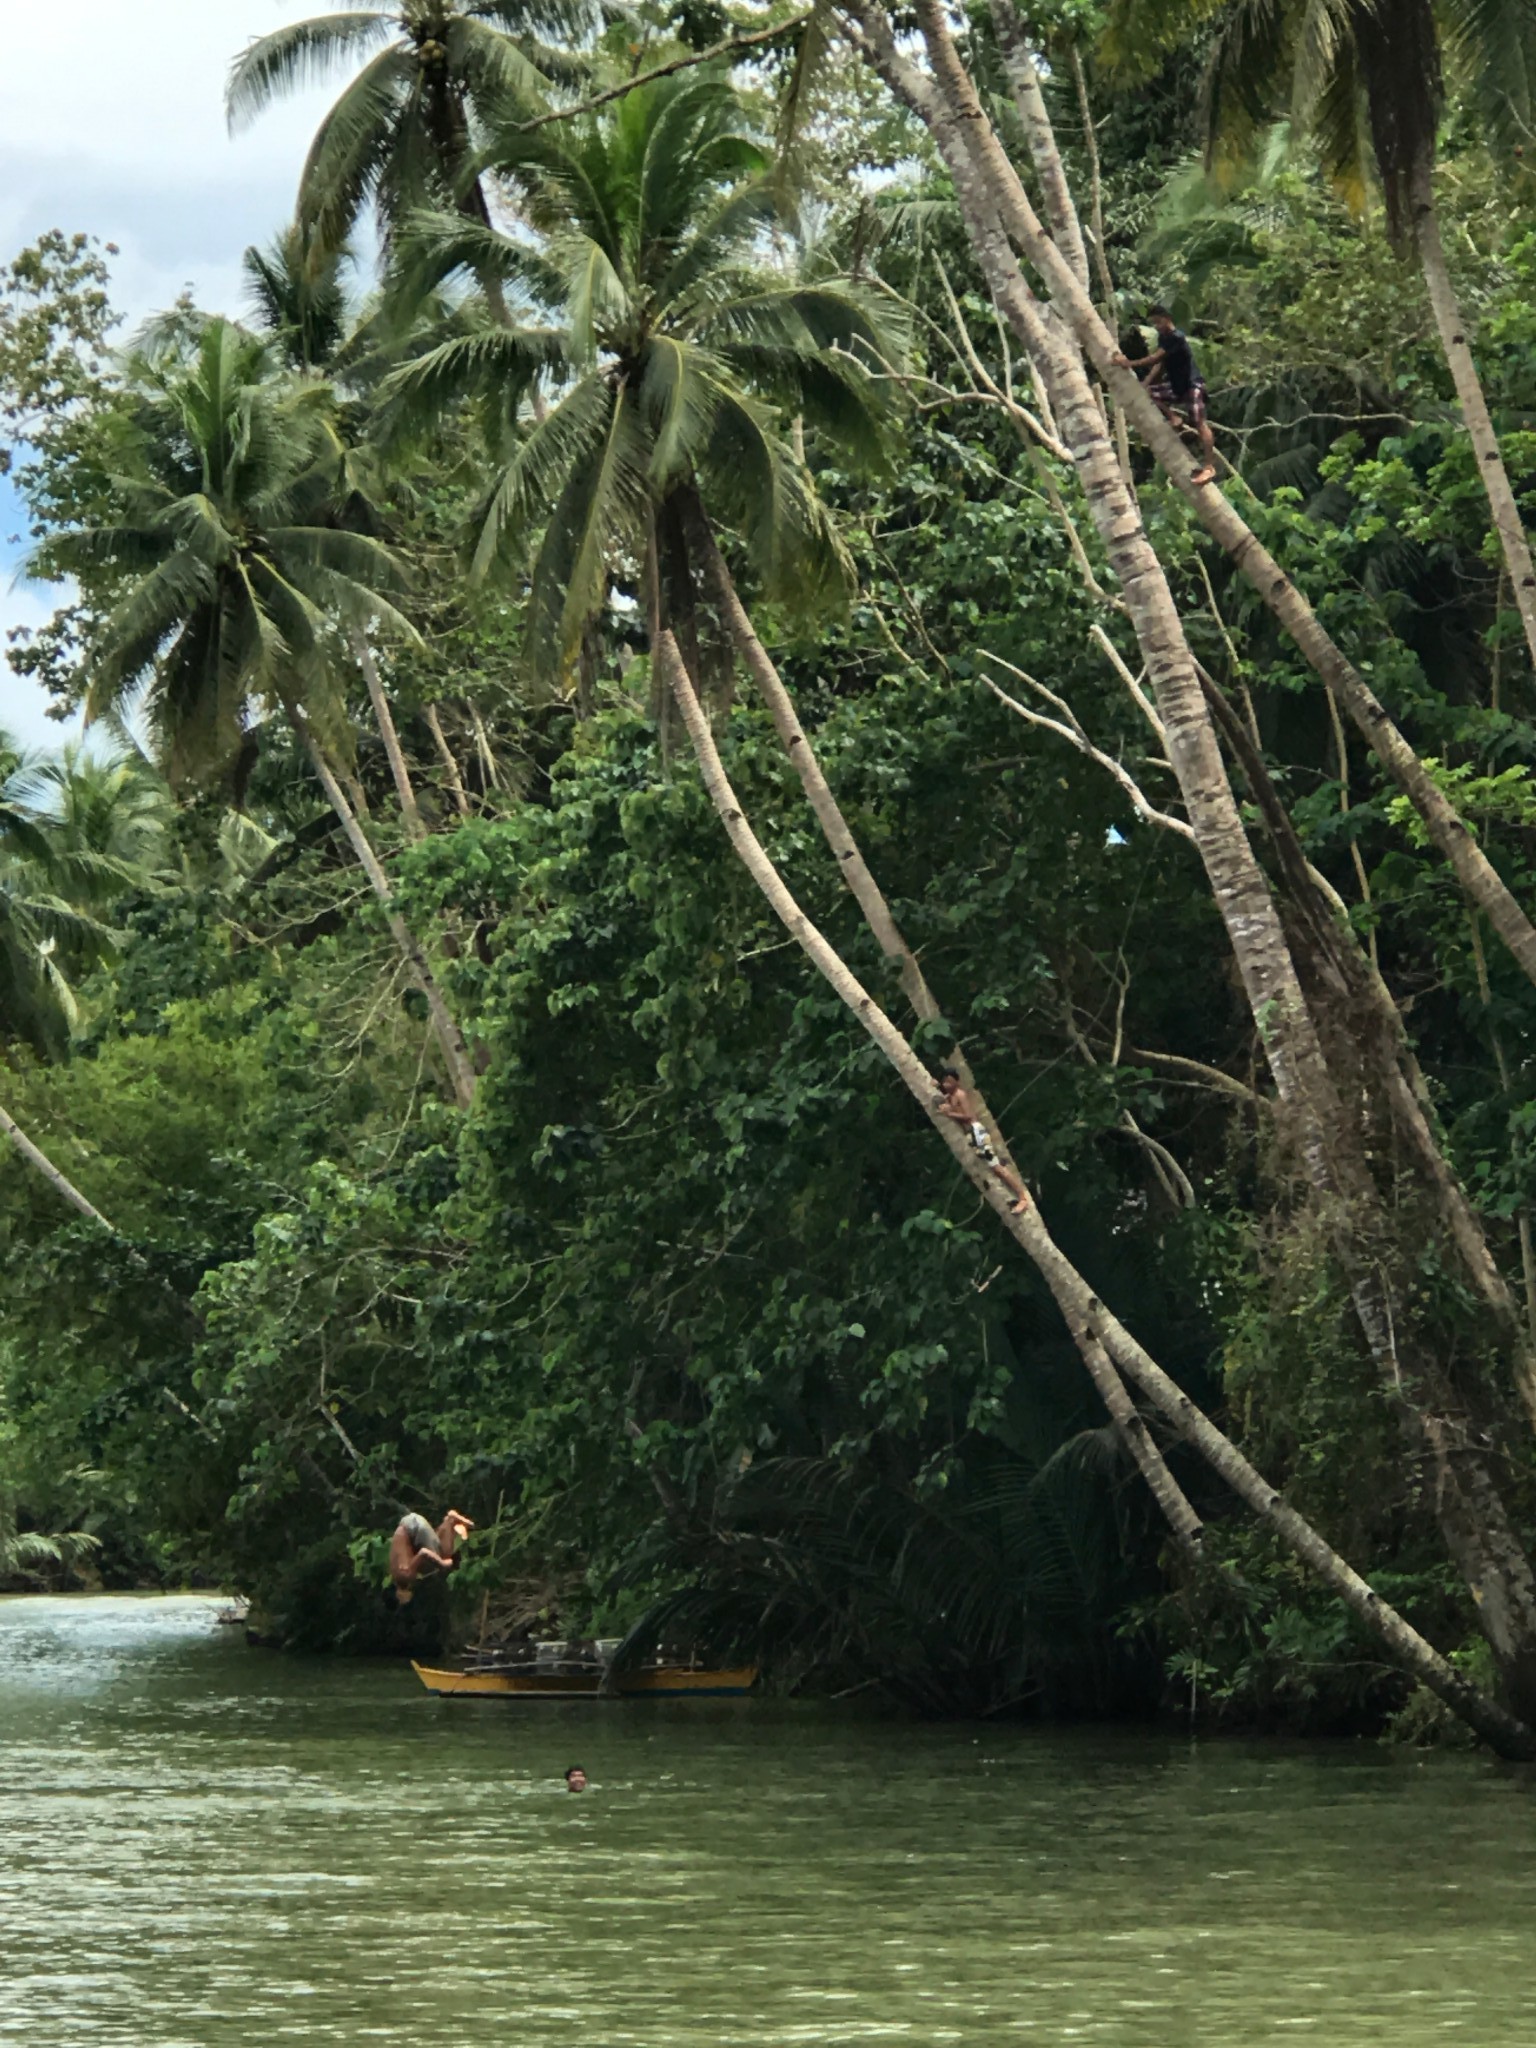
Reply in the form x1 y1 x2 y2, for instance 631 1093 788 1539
1 0 345 752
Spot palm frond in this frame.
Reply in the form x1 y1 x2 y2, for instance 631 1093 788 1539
83 554 221 723
1440 0 1536 152
1203 0 1300 173
638 335 720 487
654 181 779 317
466 369 616 581
388 205 566 310
563 234 630 362
448 12 558 114
296 44 416 250
1099 0 1231 81
226 10 396 131
774 0 838 202
527 375 648 670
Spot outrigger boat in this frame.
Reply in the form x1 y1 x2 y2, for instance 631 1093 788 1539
412 1639 757 1700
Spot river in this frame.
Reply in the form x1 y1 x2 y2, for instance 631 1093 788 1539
1 1595 1534 2044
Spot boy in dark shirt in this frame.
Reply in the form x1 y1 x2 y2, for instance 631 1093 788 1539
1117 306 1217 486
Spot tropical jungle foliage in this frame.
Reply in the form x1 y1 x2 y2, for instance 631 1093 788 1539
6 0 1536 1747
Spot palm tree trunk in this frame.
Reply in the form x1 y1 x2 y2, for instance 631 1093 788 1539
422 703 473 819
686 497 936 1026
353 633 426 843
655 619 1534 1757
1068 43 1133 485
0 1097 113 1229
683 496 1202 1551
1410 158 1536 672
858 0 1536 994
990 1 1089 292
291 712 477 1109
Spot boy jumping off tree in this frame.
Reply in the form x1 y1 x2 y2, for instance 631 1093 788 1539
934 1070 1031 1213
389 1508 473 1604
1115 306 1217 487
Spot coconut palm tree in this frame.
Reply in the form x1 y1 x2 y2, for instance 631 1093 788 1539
0 731 146 1224
383 69 893 688
0 736 139 1058
23 736 176 896
1107 0 1536 673
226 0 596 262
30 318 478 1108
243 225 354 374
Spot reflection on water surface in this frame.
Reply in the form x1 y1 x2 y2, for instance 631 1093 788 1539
1 1594 1533 2045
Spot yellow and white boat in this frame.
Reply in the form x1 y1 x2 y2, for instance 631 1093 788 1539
412 1654 757 1700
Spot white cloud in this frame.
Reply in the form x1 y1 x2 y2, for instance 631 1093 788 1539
0 1 344 331
2 1 361 753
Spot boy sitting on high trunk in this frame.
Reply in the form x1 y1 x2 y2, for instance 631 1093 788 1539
1116 306 1218 487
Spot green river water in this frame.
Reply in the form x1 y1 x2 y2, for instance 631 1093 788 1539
3 1596 1535 2046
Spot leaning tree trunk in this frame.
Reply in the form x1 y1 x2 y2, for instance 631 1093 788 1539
1410 157 1536 674
837 0 1536 1718
354 634 426 844
681 492 1202 1554
856 0 1536 995
289 710 477 1110
422 703 473 820
0 1097 114 1230
653 617 1535 1759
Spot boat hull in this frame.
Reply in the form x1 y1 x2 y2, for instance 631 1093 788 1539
411 1661 757 1700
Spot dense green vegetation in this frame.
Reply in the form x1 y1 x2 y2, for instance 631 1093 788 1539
6 0 1536 1745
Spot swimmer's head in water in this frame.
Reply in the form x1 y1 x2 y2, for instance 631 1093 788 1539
565 1766 588 1792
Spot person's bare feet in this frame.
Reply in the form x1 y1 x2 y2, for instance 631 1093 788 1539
1191 465 1217 487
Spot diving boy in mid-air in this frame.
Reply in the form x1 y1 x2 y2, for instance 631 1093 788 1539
934 1070 1031 1213
389 1508 474 1603
1115 306 1218 487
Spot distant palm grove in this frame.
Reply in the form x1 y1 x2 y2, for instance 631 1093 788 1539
8 0 1536 1752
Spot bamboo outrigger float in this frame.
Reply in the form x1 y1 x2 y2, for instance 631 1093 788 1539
412 1640 757 1700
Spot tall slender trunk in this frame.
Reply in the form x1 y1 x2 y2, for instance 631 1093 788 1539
0 1097 113 1230
838 0 1536 1714
422 703 473 819
1410 158 1536 673
990 1 1088 294
843 0 1536 994
291 711 477 1110
654 618 1534 1758
354 633 426 843
683 494 1202 1553
1067 43 1132 486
